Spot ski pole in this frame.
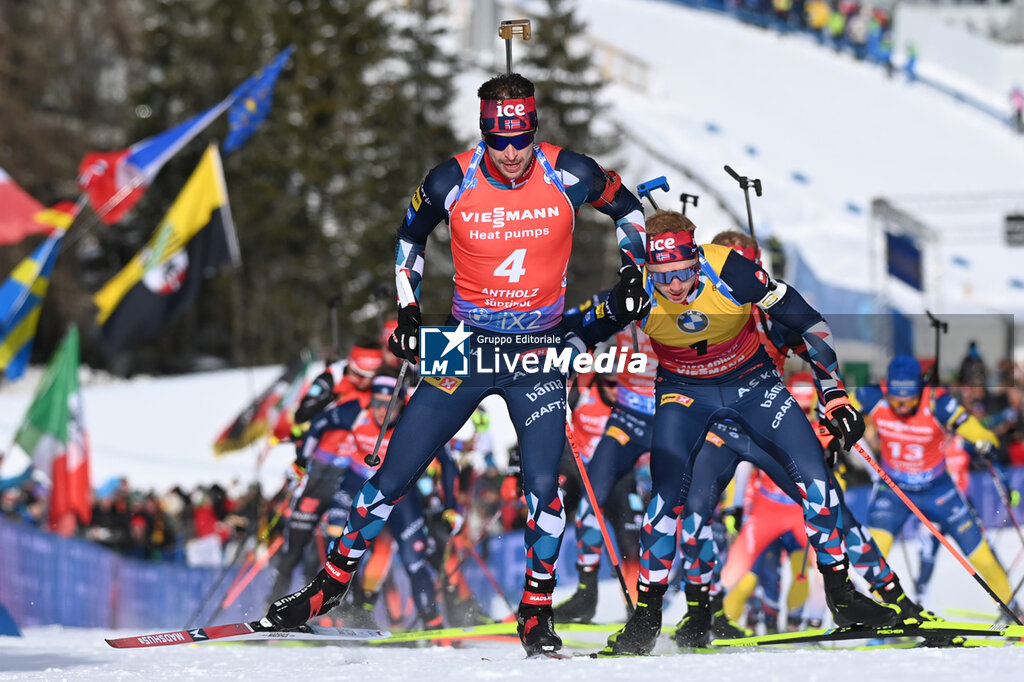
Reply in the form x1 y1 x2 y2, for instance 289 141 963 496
564 420 635 616
451 508 503 575
220 535 285 611
1010 565 1024 604
897 529 918 591
454 534 518 617
797 543 810 581
444 509 503 613
986 461 1024 551
184 526 255 628
851 442 1023 624
365 270 416 467
184 483 293 628
364 361 407 468
723 165 762 240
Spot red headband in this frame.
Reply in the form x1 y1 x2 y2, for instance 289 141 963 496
646 230 697 264
727 244 762 265
348 346 384 377
480 97 538 133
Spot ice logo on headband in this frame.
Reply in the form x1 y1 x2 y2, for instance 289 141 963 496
496 102 528 117
480 97 538 133
646 230 696 263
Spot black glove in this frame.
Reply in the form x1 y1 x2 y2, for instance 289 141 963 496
506 446 522 477
822 394 865 451
973 439 996 461
388 304 421 363
815 420 844 468
294 372 336 423
722 505 743 535
612 265 651 323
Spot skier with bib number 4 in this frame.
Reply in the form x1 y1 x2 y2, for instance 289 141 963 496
263 72 648 657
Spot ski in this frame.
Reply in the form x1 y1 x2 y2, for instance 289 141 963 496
372 621 518 644
943 607 1000 621
481 652 576 661
527 651 574 660
105 620 390 649
373 621 621 645
712 620 1024 647
851 638 1023 650
589 647 718 658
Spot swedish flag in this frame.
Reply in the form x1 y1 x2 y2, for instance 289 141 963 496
0 228 65 381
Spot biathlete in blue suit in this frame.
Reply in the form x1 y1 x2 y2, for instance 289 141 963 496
573 211 899 655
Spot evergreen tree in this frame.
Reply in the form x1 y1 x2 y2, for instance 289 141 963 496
375 0 465 324
520 0 624 306
2 0 462 375
0 0 142 368
101 0 415 372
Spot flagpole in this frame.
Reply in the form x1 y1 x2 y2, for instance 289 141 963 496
66 44 294 249
62 99 235 254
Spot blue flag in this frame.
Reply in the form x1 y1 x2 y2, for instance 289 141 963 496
0 229 65 381
222 46 295 155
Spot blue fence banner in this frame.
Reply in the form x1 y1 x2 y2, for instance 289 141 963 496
2 465 1021 628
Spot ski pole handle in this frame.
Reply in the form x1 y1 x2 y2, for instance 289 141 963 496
637 176 670 212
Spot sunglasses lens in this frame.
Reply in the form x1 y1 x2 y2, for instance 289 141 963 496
651 265 697 284
485 132 534 150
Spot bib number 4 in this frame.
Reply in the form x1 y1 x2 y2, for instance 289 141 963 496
494 248 527 283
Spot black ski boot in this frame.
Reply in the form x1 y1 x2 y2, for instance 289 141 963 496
444 587 494 627
347 590 379 629
603 582 666 656
265 555 358 629
877 576 941 624
820 559 900 627
553 564 598 623
419 602 444 631
671 584 712 648
517 577 562 656
710 592 751 639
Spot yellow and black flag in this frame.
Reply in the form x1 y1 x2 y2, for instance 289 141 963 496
94 145 239 352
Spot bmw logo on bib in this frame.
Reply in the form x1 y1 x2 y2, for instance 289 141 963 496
676 310 709 334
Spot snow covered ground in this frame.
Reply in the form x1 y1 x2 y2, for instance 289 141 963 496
3 529 1024 680
4 2 1024 679
3 629 1022 682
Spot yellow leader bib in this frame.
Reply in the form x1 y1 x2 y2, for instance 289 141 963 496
642 244 761 378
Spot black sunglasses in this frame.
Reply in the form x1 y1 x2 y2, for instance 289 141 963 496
484 131 536 151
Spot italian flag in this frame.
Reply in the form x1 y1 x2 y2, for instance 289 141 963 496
14 325 92 533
